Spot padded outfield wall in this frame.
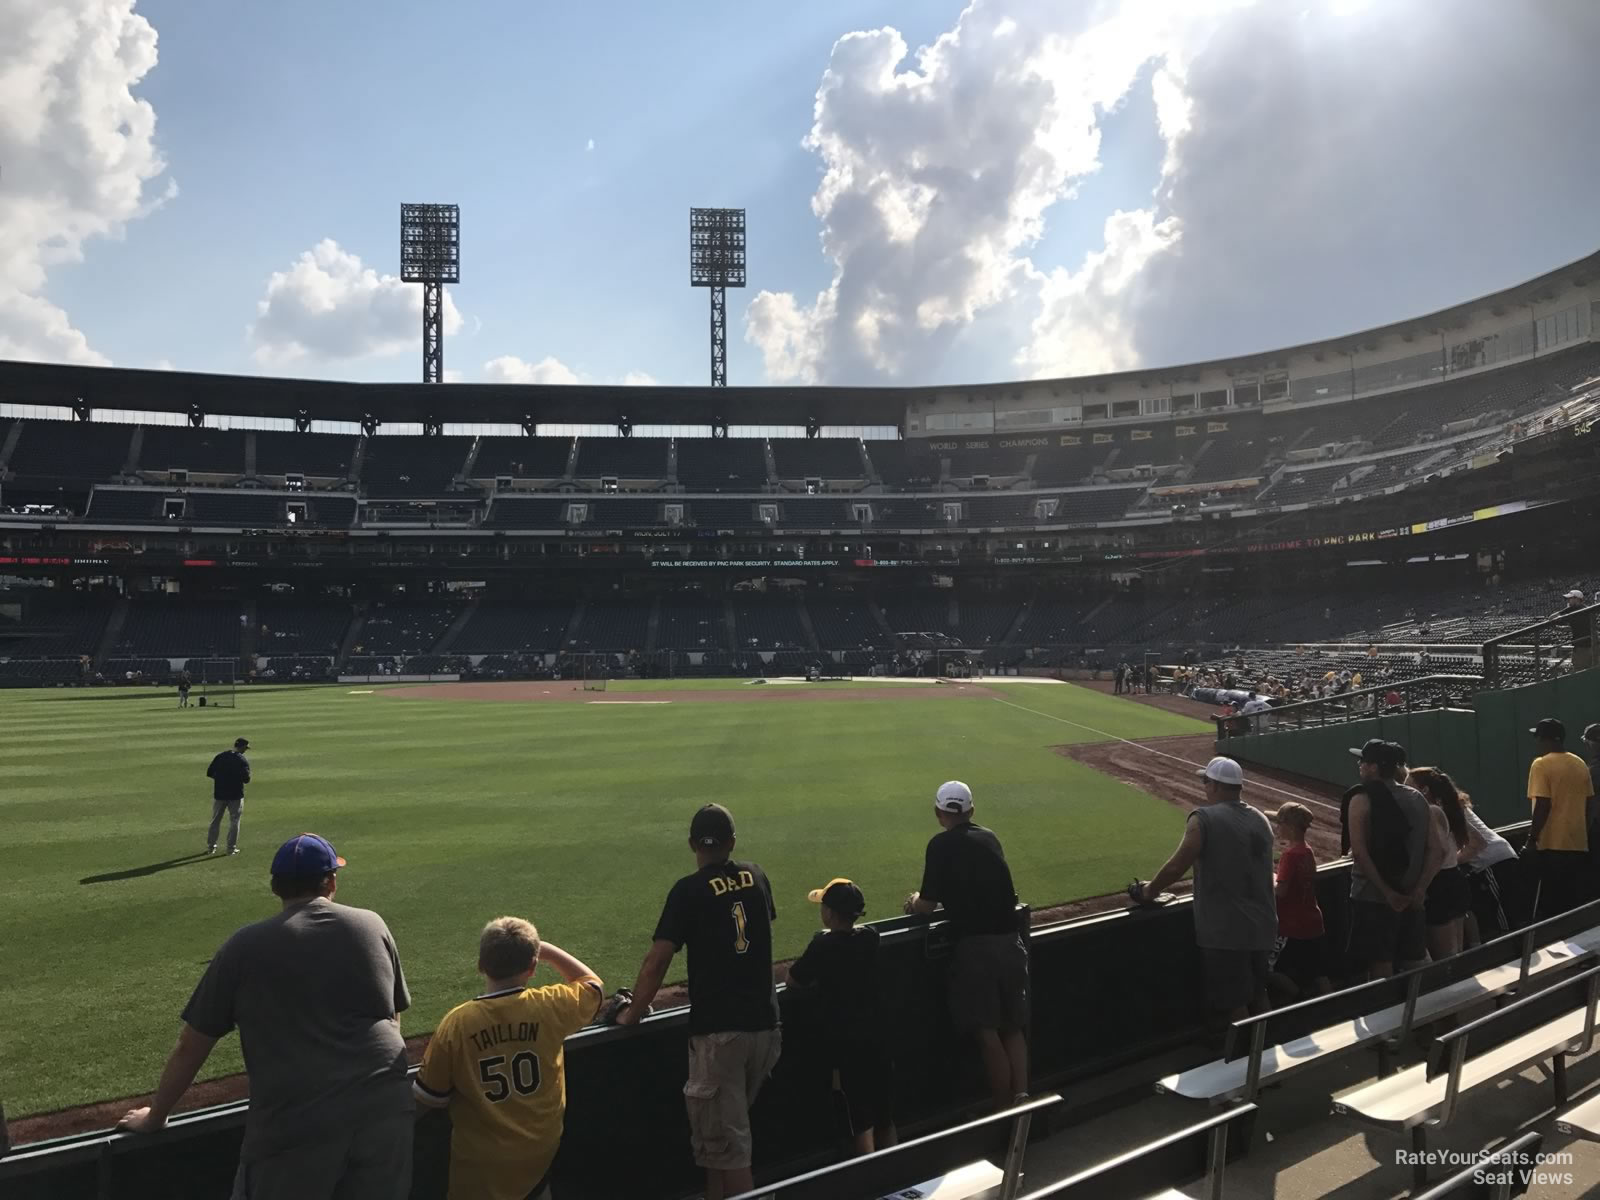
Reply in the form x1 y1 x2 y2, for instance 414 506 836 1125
1223 669 1600 827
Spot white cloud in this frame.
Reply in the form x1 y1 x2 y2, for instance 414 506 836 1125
1123 0 1600 366
478 357 663 386
585 137 595 152
0 0 172 364
749 0 1600 385
482 354 581 385
1018 208 1179 378
745 0 1201 384
442 368 464 383
248 239 463 364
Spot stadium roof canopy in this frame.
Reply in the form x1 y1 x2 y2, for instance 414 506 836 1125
1 249 1595 428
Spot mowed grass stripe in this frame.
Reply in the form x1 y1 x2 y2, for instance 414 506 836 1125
0 680 1199 1115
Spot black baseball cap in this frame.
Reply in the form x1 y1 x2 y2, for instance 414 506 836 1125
234 737 250 749
1350 739 1402 766
690 803 735 847
807 877 867 917
1584 723 1600 745
1530 717 1566 742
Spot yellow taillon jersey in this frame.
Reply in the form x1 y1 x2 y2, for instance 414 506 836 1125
414 977 603 1200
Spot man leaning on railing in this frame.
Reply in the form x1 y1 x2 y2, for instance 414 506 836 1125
1554 588 1595 671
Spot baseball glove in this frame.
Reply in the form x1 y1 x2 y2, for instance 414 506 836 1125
592 988 637 1027
1127 879 1175 908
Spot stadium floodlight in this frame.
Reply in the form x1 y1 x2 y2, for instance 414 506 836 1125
689 208 746 387
400 203 460 384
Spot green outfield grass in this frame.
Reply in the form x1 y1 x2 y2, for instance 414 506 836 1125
0 679 1206 1116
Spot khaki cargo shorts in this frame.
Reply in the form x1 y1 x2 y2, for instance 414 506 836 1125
683 1029 782 1170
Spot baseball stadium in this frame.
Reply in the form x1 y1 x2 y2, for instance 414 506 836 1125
2 232 1600 1200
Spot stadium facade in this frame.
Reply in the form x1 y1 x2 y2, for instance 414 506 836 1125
0 250 1597 684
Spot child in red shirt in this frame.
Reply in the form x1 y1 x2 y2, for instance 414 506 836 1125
1268 803 1330 1000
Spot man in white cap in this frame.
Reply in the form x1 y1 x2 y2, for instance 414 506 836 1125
1553 588 1592 671
1135 758 1278 1021
903 781 1028 1110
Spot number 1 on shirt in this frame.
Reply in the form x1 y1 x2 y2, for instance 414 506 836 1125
732 900 750 954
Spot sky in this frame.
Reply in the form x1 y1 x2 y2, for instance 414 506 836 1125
2 0 1598 391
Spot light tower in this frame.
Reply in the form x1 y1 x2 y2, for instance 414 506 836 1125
689 208 746 387
400 204 460 383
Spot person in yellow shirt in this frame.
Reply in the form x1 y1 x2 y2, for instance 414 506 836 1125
414 918 604 1200
1525 718 1597 919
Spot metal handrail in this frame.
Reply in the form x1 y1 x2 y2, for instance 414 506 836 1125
1481 600 1597 688
1221 673 1485 736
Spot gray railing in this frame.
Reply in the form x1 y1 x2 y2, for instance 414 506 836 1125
1481 601 1596 688
1222 673 1485 737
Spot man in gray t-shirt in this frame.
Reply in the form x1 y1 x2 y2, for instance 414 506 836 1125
1346 740 1440 980
119 834 413 1200
1137 757 1277 1020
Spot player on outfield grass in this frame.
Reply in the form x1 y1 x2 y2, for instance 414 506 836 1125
206 737 251 856
413 918 604 1200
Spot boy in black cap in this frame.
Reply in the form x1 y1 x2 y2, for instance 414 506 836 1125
788 879 897 1156
617 804 779 1200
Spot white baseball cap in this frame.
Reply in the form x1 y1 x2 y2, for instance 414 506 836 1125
1196 757 1244 787
1566 588 1586 600
935 780 974 813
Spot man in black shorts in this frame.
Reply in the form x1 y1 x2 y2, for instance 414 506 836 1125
1345 740 1438 979
903 780 1028 1110
617 805 780 1200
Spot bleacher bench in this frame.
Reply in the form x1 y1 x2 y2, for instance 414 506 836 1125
1411 1131 1544 1200
1554 1089 1600 1142
1014 1104 1255 1200
1158 899 1600 1106
1332 961 1600 1187
733 1093 1060 1200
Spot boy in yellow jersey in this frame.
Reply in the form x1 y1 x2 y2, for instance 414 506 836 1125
413 918 604 1200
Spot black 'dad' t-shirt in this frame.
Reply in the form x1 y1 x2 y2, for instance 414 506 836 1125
654 859 778 1034
919 822 1018 937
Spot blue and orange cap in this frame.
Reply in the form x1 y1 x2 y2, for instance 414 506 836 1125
270 833 346 877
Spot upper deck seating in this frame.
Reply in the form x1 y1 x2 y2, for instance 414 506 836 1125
865 440 937 489
473 436 573 481
572 438 669 481
770 438 865 481
136 427 247 477
253 431 357 479
361 436 472 496
6 420 133 488
674 438 768 491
